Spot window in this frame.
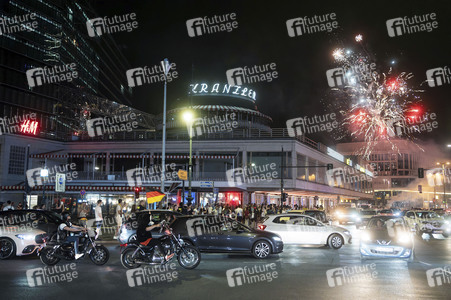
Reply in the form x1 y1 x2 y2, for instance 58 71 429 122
8 145 26 175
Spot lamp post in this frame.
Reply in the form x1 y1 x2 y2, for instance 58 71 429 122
436 161 450 208
183 110 194 206
160 58 171 208
40 167 49 208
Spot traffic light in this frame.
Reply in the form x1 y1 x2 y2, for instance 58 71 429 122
282 193 288 202
418 168 424 178
134 187 140 198
327 163 333 170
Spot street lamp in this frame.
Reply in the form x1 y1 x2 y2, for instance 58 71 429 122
436 161 450 208
183 110 194 206
161 58 171 208
40 167 48 208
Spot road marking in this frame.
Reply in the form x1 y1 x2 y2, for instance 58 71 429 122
419 261 432 266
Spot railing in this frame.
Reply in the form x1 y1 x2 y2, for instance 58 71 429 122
72 171 287 182
67 128 321 152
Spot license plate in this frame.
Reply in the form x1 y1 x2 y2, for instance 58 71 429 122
375 247 394 253
434 231 443 234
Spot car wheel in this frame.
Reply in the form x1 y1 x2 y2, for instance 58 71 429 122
328 234 344 250
252 240 271 259
0 238 16 259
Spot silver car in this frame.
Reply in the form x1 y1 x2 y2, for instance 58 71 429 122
261 214 352 249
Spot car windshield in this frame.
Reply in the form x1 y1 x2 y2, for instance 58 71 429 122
416 212 439 218
367 217 406 235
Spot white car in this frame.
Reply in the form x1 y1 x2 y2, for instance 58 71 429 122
0 226 47 259
261 214 352 249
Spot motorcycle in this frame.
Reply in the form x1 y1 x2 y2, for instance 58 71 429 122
39 228 109 266
120 220 201 270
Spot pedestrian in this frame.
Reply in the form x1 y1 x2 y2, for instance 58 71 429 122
55 199 65 214
235 205 243 223
3 200 14 211
16 203 23 210
137 200 146 211
78 203 88 227
95 200 103 240
114 199 123 239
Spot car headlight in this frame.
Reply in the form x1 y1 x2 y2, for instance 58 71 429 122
445 221 449 225
355 217 361 222
273 236 282 242
343 230 351 235
16 234 36 240
361 232 371 242
397 232 411 244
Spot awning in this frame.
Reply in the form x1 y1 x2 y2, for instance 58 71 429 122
29 154 235 159
0 186 162 192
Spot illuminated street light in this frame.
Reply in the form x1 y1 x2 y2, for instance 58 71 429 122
183 110 194 205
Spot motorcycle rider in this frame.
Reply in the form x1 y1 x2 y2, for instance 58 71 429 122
136 211 174 262
59 212 87 260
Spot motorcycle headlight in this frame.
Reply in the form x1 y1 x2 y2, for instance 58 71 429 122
16 234 35 240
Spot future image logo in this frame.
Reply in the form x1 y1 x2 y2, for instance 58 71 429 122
226 63 278 86
26 264 78 287
86 114 138 137
226 264 278 287
426 267 451 287
286 13 338 37
286 113 338 137
186 13 238 37
26 164 78 188
386 13 438 37
326 264 377 287
326 62 376 88
226 163 278 187
126 264 178 287
426 67 451 87
326 166 373 187
26 64 78 88
86 13 138 37
187 113 238 137
126 63 178 87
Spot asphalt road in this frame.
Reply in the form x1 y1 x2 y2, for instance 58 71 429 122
1 225 450 300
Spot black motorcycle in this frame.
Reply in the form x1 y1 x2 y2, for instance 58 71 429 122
120 220 201 269
39 229 109 266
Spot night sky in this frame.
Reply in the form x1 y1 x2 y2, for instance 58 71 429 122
91 0 451 146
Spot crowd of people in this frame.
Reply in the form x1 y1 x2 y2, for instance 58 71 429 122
162 203 325 228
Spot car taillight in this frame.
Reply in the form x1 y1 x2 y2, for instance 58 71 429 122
258 225 267 230
120 244 128 247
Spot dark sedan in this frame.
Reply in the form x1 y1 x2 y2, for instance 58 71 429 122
360 216 414 261
171 215 283 259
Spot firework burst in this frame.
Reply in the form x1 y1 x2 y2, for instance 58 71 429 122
326 36 424 159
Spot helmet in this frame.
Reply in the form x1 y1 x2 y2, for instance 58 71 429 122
61 212 70 222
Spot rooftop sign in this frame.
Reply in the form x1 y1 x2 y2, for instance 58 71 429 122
189 83 256 102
